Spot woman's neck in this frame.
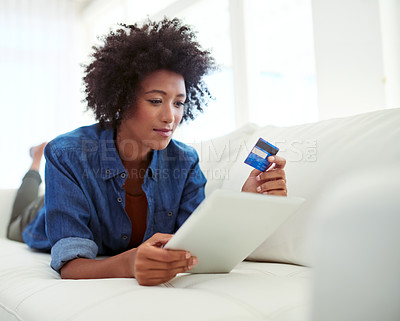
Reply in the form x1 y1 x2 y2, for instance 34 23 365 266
116 127 152 166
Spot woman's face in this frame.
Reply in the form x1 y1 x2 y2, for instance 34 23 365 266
117 69 186 160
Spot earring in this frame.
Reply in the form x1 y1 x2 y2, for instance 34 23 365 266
115 109 121 120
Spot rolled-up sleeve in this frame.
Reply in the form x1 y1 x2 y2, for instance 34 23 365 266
50 237 98 272
44 142 98 272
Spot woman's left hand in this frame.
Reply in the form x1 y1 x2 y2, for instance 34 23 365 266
241 156 287 196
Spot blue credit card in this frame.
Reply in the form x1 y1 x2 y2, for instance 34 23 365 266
244 138 279 172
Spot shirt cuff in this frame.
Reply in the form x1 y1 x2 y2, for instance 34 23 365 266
50 237 98 273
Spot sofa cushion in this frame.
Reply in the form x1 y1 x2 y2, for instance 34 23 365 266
193 123 259 196
220 109 400 266
0 239 311 321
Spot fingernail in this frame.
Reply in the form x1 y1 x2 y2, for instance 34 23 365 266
193 257 198 265
256 186 261 192
188 265 194 270
268 156 275 162
256 175 261 181
186 252 191 259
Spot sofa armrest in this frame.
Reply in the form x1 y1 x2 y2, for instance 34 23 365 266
310 167 400 320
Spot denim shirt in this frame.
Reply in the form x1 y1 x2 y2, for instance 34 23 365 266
22 124 206 272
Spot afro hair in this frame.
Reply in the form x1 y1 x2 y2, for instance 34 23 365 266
82 17 217 129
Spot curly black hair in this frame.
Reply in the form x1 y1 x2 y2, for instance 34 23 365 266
83 17 216 129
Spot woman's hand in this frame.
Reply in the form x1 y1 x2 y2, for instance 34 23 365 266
241 156 287 196
60 233 197 284
130 233 198 286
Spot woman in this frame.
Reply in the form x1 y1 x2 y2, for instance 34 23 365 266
8 18 287 286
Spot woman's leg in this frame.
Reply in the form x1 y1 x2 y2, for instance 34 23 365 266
7 143 46 242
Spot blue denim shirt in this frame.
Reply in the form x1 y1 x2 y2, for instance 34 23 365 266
22 124 206 272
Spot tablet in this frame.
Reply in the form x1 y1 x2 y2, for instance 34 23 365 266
164 189 305 273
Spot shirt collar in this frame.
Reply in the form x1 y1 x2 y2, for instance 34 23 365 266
146 149 159 182
98 127 164 182
99 128 126 180
146 141 178 182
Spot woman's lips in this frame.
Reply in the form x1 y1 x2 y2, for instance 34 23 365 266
154 128 173 137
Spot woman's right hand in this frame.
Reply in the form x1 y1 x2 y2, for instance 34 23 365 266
130 233 198 286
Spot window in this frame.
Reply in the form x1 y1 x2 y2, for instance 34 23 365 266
0 0 318 188
245 0 318 126
170 0 236 143
0 0 87 188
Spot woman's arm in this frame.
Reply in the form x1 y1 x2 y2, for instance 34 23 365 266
60 249 136 279
60 233 197 286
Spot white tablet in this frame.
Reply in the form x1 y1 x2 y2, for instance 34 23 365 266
164 189 305 273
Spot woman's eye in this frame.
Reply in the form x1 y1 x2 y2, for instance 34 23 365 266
148 99 162 105
175 101 185 108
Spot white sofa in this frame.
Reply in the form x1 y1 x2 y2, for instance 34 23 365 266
1 109 399 321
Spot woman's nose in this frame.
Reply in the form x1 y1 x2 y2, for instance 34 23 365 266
161 103 175 123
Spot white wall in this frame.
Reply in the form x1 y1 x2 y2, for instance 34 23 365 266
311 0 387 120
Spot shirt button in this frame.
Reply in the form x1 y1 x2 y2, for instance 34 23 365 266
117 197 122 203
106 169 111 174
121 173 126 178
167 211 173 217
122 235 128 240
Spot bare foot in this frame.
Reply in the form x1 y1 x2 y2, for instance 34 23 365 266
29 142 47 171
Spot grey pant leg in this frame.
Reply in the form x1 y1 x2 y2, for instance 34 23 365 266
7 170 44 242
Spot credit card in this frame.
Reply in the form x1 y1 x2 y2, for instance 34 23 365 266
244 138 279 172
